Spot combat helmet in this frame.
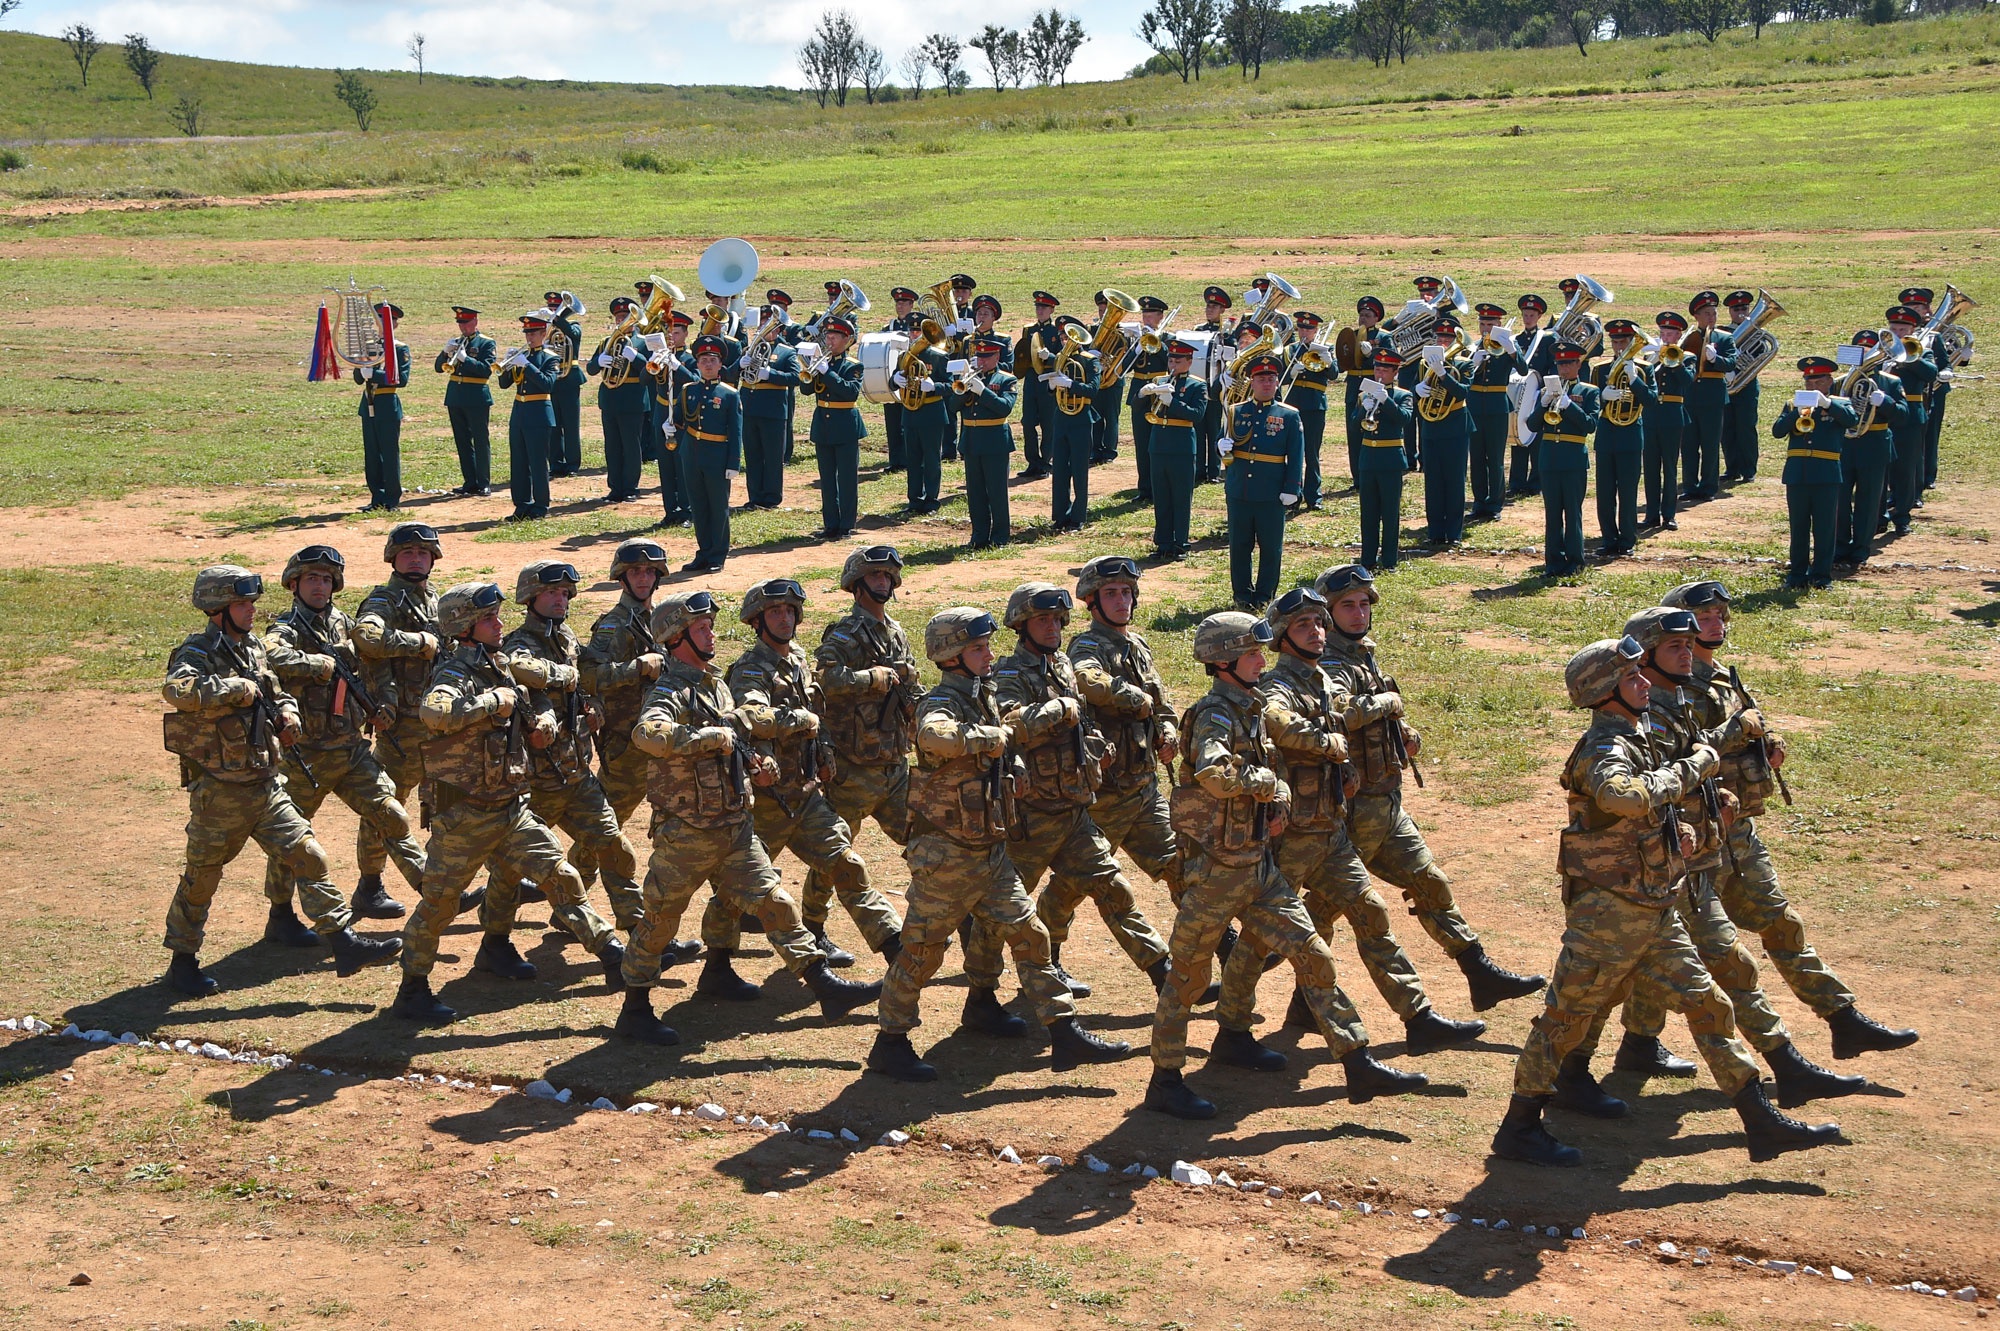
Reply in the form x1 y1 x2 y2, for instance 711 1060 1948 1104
280 544 346 593
924 607 998 665
1313 564 1379 605
1566 636 1644 709
1266 586 1330 638
1075 555 1142 606
740 577 807 627
608 538 670 584
438 581 505 639
1621 606 1700 654
839 544 904 597
192 565 265 614
1192 611 1274 664
651 589 719 647
514 559 581 606
382 521 443 563
1004 582 1073 631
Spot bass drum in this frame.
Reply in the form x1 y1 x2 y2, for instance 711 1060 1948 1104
857 331 909 405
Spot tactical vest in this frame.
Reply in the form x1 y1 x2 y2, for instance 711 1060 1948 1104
276 612 363 749
755 656 822 802
1720 746 1777 819
908 751 1014 847
1327 649 1405 792
1010 655 1105 811
363 586 436 722
421 707 530 804
592 606 655 757
1556 733 1684 905
645 684 751 829
510 623 593 788
1280 755 1343 833
823 618 916 765
1169 702 1270 865
162 707 277 782
1077 635 1162 794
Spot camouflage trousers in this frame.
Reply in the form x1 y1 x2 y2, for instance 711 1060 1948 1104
526 776 644 932
1080 775 1183 894
1713 816 1854 1019
801 757 911 929
879 833 1074 1035
264 742 425 907
166 774 350 954
357 717 426 875
624 812 819 991
400 793 613 977
568 736 645 887
1215 826 1432 1031
1153 843 1367 1070
700 789 904 954
966 805 1169 980
1347 789 1478 959
1607 871 1789 1055
1512 881 1759 1098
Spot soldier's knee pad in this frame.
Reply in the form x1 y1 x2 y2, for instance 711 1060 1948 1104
752 888 803 934
1349 889 1396 938
825 850 869 897
902 939 948 985
1709 942 1760 995
1407 861 1452 902
373 797 414 840
1287 940 1339 991
539 863 589 908
179 865 225 896
1760 908 1808 955
1680 987 1733 1039
280 836 332 882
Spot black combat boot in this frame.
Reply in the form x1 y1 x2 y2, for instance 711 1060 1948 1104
1144 1067 1217 1120
1047 1017 1131 1072
515 879 546 905
165 951 218 998
1455 942 1546 1011
350 874 407 920
1552 1053 1628 1118
1048 943 1092 999
390 974 457 1024
1146 956 1171 991
960 987 1028 1038
1284 988 1315 1030
696 949 760 1002
867 1031 937 1083
455 884 486 917
878 934 903 966
1341 1048 1428 1103
664 939 704 967
1209 1027 1287 1072
329 928 402 978
1491 1094 1582 1167
614 987 680 1046
473 933 537 981
1614 1032 1696 1076
737 911 764 936
1733 1078 1843 1162
263 902 321 948
808 922 856 969
1825 1003 1919 1059
596 938 627 992
1765 1041 1870 1109
1404 1007 1487 1055
803 959 881 1019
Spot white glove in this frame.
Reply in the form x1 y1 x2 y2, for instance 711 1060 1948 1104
444 337 461 353
920 377 938 393
1703 341 1719 363
756 365 773 383
1052 373 1074 389
1495 327 1518 352
1217 437 1234 456
1413 382 1433 400
1359 379 1388 403
1469 349 1488 369
595 353 612 368
891 370 908 388
1555 392 1573 412
1279 492 1298 506
622 344 642 362
1938 368 1956 383
1869 388 1888 406
1218 371 1233 391
725 469 739 481
1146 381 1173 400
505 352 529 370
1601 387 1628 403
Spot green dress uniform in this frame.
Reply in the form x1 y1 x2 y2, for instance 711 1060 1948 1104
587 336 652 502
1722 356 1762 482
497 347 559 520
549 311 586 477
674 376 742 570
957 368 1018 547
1413 358 1472 544
881 311 922 472
1016 320 1057 478
1590 359 1656 556
1923 338 1952 489
1195 320 1229 483
1047 348 1103 529
1686 326 1739 499
1090 333 1125 465
1836 369 1907 565
1067 619 1181 898
436 336 495 494
1144 370 1206 557
1889 350 1937 530
1772 392 1858 588
1527 376 1599 576
355 342 412 511
1351 380 1413 570
801 350 866 537
1127 340 1170 502
1341 324 1392 488
1644 352 1694 527
1222 396 1304 607
351 572 437 883
1282 344 1334 509
1394 354 1425 473
576 591 658 891
1509 327 1561 496
740 341 801 509
1464 339 1524 519
899 343 952 512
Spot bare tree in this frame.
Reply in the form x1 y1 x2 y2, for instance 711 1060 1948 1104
969 23 1016 92
406 32 427 82
333 69 378 131
1025 8 1087 86
0 0 22 21
168 93 203 136
899 46 929 99
123 32 162 99
1220 0 1282 77
921 32 963 96
1000 30 1029 87
62 23 103 87
800 30 838 107
856 40 887 103
1136 0 1218 82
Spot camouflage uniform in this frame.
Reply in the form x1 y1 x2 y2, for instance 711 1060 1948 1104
1065 617 1182 898
352 569 439 875
575 589 660 892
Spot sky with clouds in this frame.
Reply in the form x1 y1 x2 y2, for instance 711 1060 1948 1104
12 0 1161 89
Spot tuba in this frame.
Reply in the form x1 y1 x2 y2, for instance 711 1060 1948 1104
1840 336 1913 438
1924 283 1978 368
1415 330 1469 423
696 237 760 338
1383 277 1469 359
545 291 582 371
1723 289 1788 397
1051 324 1094 416
601 300 646 389
638 275 684 335
1551 275 1612 357
1242 272 1300 332
918 278 961 332
803 280 870 341
741 306 788 383
1220 322 1278 410
896 317 947 411
1091 288 1142 370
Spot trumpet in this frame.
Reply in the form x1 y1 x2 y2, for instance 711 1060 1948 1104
1115 302 1184 378
952 365 987 397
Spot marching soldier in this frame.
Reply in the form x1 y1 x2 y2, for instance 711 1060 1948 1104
1684 290 1738 502
1126 295 1171 503
542 291 586 479
1644 310 1694 531
866 607 1130 1083
1136 335 1205 559
1316 565 1547 1010
1195 286 1234 483
1281 309 1332 510
354 301 410 513
956 332 1019 549
740 301 802 511
1145 611 1426 1121
436 304 495 496
1221 350 1302 609
892 314 951 515
797 313 866 540
1591 318 1654 558
801 547 928 962
160 566 403 997
1492 636 1839 1167
1835 329 1907 568
646 309 696 527
1509 292 1559 497
351 521 447 920
1045 314 1102 531
1526 341 1598 577
1089 290 1126 465
1211 589 1485 1066
1351 346 1412 571
1412 315 1472 545
496 309 559 522
1464 302 1523 520
1016 291 1062 481
1900 286 1951 492
1885 303 1939 533
261 545 429 949
1720 289 1762 484
587 295 651 503
613 591 882 1044
389 582 626 1024
1773 355 1857 589
881 286 922 472
1658 580 1919 1059
674 334 743 573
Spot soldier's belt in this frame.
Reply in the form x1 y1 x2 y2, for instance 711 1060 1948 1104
1145 412 1193 427
748 382 789 391
1787 447 1842 460
1130 371 1164 381
1697 370 1728 380
1542 433 1590 444
1863 422 1889 433
1361 438 1405 447
686 428 727 443
963 416 1009 427
1657 394 1684 403
515 393 550 402
1470 384 1509 392
448 374 489 384
1231 450 1290 465
1423 399 1465 416
913 393 943 407
816 399 858 409
366 387 399 396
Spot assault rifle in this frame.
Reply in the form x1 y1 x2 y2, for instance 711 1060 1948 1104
222 634 316 789
293 614 403 759
1676 689 1738 878
1725 665 1793 806
1379 670 1425 789
693 685 793 818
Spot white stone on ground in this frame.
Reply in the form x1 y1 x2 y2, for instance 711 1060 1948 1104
1170 1161 1211 1186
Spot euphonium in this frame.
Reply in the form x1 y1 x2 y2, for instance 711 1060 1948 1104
1723 289 1788 397
919 278 960 331
1924 283 1978 367
1415 330 1469 424
1052 324 1093 416
1839 337 1910 438
697 302 729 339
1243 273 1300 330
1383 276 1470 358
803 280 869 340
1600 336 1652 429
1091 288 1141 368
602 301 646 390
1551 275 1612 357
638 276 684 335
896 317 947 411
1221 323 1278 410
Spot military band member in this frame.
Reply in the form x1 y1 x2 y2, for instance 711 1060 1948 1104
1835 329 1907 568
968 294 1012 370
1465 302 1523 520
882 286 922 472
1089 290 1126 465
1683 290 1738 501
941 273 978 463
867 608 1130 1083
496 310 559 521
1195 285 1233 483
1343 295 1389 488
542 291 586 478
675 334 743 573
588 295 651 503
797 313 865 539
1527 341 1598 577
1773 355 1857 590
1591 318 1654 558
632 280 663 466
1644 310 1694 531
765 287 802 464
1136 335 1205 559
1510 293 1561 497
1045 314 1102 531
1412 315 1472 545
1126 295 1171 503
956 332 1018 548
354 301 410 513
893 313 951 515
437 305 495 496
1222 350 1302 609
1016 291 1062 481
1400 275 1450 471
1885 303 1938 533
1352 346 1412 571
1720 290 1762 483
160 566 403 997
740 302 801 511
1282 309 1333 510
1900 286 1951 491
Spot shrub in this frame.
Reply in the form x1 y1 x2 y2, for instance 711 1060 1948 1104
619 149 689 174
